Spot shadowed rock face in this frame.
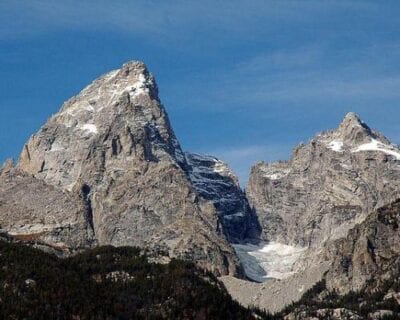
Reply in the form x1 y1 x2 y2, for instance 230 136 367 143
14 61 244 276
247 112 400 248
184 152 261 243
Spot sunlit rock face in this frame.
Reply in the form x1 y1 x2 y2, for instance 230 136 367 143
0 163 95 254
19 61 185 191
15 61 244 276
324 198 400 294
247 112 400 248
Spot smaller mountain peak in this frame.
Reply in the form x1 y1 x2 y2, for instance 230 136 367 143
340 112 363 127
336 112 375 144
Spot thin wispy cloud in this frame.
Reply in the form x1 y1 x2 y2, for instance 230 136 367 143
166 41 400 113
0 1 382 42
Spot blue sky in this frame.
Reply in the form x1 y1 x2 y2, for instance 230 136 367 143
1 1 400 184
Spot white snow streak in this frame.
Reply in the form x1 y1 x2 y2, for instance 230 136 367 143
260 167 290 180
353 139 400 160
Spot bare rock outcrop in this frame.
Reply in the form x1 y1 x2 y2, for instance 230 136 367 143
0 164 94 253
324 198 400 293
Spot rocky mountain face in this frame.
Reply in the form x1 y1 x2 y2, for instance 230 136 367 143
184 152 260 243
324 198 400 294
8 61 257 276
247 112 400 248
0 161 94 254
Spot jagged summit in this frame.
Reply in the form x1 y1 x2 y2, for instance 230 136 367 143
59 60 157 117
338 112 366 134
340 111 363 125
122 60 148 70
315 112 397 157
19 60 185 189
336 112 376 144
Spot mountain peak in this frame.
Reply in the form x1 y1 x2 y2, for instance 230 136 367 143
16 61 242 276
121 60 148 73
336 112 374 144
339 112 365 129
58 60 157 119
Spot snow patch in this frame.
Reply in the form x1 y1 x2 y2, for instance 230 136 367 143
223 212 245 220
353 139 400 160
109 72 151 100
185 153 236 181
259 167 290 180
213 160 230 174
233 242 307 282
79 124 98 134
327 140 344 152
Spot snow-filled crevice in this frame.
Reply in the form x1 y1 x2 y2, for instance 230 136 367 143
233 242 307 283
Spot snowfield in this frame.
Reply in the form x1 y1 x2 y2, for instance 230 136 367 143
352 138 400 160
233 242 307 282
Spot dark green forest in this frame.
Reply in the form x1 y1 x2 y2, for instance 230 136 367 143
274 277 400 319
0 240 270 320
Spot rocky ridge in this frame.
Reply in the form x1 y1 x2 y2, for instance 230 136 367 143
247 112 400 248
278 199 400 318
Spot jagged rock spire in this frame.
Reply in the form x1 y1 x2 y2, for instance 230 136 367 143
336 112 390 145
19 60 185 189
337 112 374 144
